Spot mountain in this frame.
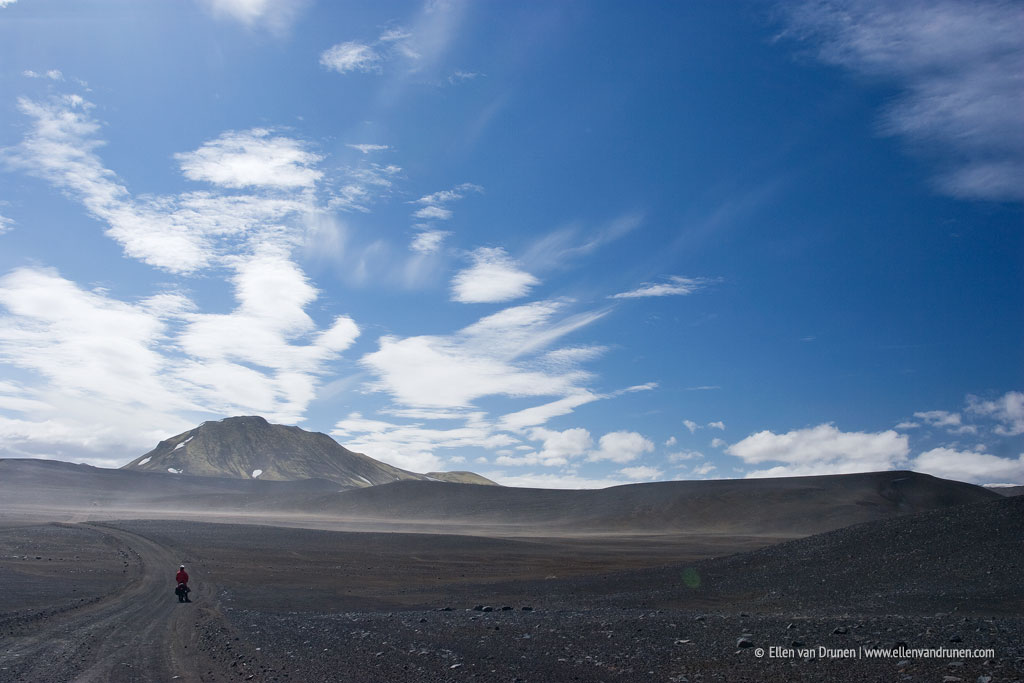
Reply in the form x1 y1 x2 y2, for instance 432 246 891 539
121 416 427 488
425 471 499 486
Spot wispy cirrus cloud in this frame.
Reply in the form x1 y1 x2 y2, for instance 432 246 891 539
0 214 13 234
361 300 604 410
408 183 482 253
320 41 382 74
347 143 390 155
451 247 539 303
200 0 310 34
5 96 318 273
781 0 1024 202
611 275 713 299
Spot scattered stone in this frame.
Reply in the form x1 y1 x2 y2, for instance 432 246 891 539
481 606 494 612
832 627 849 635
949 634 963 642
736 636 754 649
521 606 533 612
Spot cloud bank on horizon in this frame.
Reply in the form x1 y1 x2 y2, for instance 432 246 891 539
0 0 1020 486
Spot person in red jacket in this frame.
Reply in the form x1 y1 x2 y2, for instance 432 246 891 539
175 564 191 603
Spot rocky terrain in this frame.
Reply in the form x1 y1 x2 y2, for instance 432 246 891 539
1 496 1020 682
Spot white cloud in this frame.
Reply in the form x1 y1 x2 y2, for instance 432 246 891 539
410 229 451 254
176 129 323 189
23 69 62 80
707 420 725 430
524 213 643 271
967 391 1024 436
451 247 539 303
689 462 717 477
611 276 712 299
448 71 480 84
201 0 310 33
333 411 513 473
668 450 703 462
912 447 1024 485
1 1 18 8
710 437 727 449
618 465 663 481
0 214 13 234
895 421 920 430
413 205 453 220
728 423 910 477
683 419 699 433
347 144 389 155
411 182 482 225
320 42 381 74
783 0 1024 202
480 471 633 490
914 409 962 428
588 431 654 463
498 392 601 431
513 427 592 466
665 436 677 447
7 97 314 274
361 300 605 410
0 254 359 463
329 163 401 213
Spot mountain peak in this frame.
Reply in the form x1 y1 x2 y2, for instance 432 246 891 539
122 416 423 487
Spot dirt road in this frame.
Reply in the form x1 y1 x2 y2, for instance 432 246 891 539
0 523 218 682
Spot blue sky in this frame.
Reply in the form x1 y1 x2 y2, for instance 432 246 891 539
0 0 1021 487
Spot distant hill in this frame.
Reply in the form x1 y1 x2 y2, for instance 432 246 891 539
0 459 1000 538
121 416 427 488
303 470 999 535
425 471 499 486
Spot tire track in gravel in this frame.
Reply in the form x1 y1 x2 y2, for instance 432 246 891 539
0 523 222 682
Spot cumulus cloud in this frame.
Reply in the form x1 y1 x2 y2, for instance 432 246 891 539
176 129 323 190
588 431 655 463
23 69 62 80
332 411 514 473
668 450 704 462
967 391 1024 436
451 247 539 303
912 447 1024 485
410 229 451 254
665 436 677 447
618 465 664 481
782 0 1024 202
0 262 359 461
728 423 910 477
710 437 727 449
683 419 699 433
611 276 712 299
689 462 717 477
708 421 725 430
